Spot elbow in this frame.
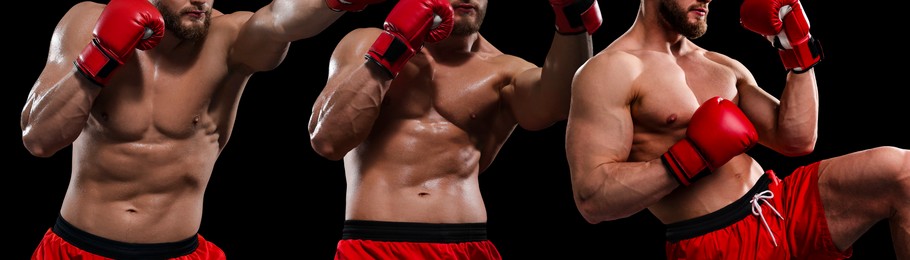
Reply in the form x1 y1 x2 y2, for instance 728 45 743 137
22 134 58 158
309 135 347 161
577 204 605 224
574 197 628 224
776 138 816 157
780 146 814 157
520 121 552 132
518 112 566 132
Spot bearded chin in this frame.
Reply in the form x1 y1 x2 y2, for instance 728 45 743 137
157 4 210 41
450 11 485 36
176 18 210 41
451 22 480 36
659 0 707 39
681 19 707 39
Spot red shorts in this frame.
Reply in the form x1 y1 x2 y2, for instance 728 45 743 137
31 216 225 260
334 220 502 260
665 162 853 259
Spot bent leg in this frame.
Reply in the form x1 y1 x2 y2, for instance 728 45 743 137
817 146 909 258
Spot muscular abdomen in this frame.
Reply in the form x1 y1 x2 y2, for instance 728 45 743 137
344 118 488 223
650 155 766 224
60 116 220 243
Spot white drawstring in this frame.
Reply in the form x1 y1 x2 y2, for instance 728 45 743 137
750 190 783 247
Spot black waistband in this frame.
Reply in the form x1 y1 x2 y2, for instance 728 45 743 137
665 174 772 242
52 216 199 260
342 220 489 243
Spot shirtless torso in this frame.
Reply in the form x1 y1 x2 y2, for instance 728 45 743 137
22 0 345 243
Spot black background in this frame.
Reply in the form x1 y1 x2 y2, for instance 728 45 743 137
8 0 906 259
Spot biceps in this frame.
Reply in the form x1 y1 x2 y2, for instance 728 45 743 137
737 82 779 136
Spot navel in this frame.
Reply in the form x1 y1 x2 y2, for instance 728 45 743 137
666 113 678 125
418 192 430 197
192 115 200 128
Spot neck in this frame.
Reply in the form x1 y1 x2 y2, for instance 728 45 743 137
150 31 196 54
629 3 688 54
426 32 480 55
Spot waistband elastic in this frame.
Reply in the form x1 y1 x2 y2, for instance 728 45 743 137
53 215 199 259
665 173 772 242
342 220 488 243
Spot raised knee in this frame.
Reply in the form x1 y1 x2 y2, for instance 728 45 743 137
869 146 908 173
883 147 910 200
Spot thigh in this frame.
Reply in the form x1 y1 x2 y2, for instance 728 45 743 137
817 146 907 248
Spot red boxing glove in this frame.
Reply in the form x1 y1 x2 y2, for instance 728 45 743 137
550 0 602 35
740 0 822 73
74 0 164 87
661 97 759 186
365 0 453 78
325 0 385 12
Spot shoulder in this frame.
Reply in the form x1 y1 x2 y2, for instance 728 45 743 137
203 10 258 46
71 1 104 13
209 11 255 31
579 49 644 81
333 27 383 52
63 1 104 24
703 50 741 67
571 49 648 105
342 27 384 42
211 8 226 17
703 50 751 80
478 38 535 76
54 2 104 45
490 53 535 74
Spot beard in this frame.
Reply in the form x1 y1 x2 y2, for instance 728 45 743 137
157 2 211 41
658 0 707 39
450 7 486 36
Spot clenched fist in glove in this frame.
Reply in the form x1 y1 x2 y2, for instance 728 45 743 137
365 0 454 78
661 97 759 186
74 0 164 87
741 0 823 73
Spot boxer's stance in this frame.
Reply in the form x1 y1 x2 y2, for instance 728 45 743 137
21 0 383 258
308 0 600 258
565 0 909 258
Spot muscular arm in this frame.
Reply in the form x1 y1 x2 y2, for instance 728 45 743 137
732 56 818 156
566 53 678 223
21 3 102 157
231 0 344 72
309 28 391 160
505 33 593 130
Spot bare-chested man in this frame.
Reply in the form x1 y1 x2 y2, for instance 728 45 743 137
308 0 601 258
20 0 385 258
565 0 909 259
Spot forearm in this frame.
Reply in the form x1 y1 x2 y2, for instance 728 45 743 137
309 62 390 160
515 34 593 129
543 33 594 77
775 71 818 153
538 33 593 114
574 159 677 223
21 72 100 157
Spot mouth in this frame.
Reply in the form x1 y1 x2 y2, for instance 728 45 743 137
690 7 707 17
454 3 476 14
184 10 207 20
